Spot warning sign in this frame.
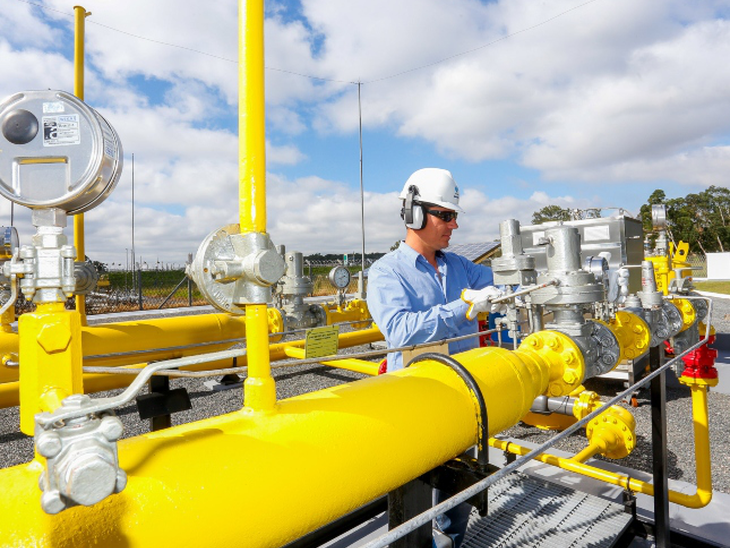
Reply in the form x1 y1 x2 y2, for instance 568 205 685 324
43 114 81 147
305 325 340 359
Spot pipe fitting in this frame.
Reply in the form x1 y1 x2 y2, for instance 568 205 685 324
35 393 126 514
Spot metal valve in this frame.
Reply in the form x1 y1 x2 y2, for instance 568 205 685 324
35 394 127 514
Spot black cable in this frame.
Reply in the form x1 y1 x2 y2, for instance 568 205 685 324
405 352 489 467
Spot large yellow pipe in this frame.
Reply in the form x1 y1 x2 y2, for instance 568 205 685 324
491 383 713 508
0 342 556 547
0 320 383 407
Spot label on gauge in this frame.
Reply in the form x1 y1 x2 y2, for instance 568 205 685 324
42 114 81 146
305 325 340 359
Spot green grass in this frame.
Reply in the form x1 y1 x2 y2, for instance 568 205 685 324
693 280 730 295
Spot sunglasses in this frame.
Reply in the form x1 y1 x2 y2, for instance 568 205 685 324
424 208 458 222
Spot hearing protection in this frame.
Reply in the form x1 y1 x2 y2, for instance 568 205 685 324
400 185 427 230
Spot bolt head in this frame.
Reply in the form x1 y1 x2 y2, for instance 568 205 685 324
64 453 117 507
41 490 66 514
99 416 124 441
36 431 63 459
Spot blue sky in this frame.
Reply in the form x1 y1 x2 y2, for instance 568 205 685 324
1 0 730 266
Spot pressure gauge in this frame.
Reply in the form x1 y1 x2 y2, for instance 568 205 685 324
328 266 351 290
0 90 123 214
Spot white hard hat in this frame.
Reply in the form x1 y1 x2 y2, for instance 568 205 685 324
398 168 465 213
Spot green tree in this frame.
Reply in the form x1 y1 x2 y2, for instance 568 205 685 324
531 205 570 224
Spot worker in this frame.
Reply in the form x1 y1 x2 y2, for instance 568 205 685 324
368 167 504 372
367 167 504 547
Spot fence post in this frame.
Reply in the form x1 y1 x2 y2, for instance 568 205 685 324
137 269 143 310
188 276 193 307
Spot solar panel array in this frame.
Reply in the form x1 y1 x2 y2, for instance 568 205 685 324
446 242 500 262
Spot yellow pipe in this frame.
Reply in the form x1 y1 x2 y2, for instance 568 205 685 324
490 383 713 508
239 0 275 412
283 346 380 376
0 338 566 546
19 303 83 435
73 5 90 325
239 0 266 234
0 323 384 408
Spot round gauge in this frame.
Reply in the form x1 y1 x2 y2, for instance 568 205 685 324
328 266 351 290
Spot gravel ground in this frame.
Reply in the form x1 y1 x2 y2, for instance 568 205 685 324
1 294 729 496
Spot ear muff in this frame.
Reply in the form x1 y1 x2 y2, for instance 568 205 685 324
400 185 426 230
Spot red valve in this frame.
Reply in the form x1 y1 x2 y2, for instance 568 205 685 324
681 335 718 380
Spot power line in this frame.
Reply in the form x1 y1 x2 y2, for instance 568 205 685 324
364 0 603 83
14 0 601 87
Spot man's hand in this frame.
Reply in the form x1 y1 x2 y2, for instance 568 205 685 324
461 286 507 320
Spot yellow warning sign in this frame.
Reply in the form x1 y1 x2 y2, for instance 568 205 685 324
305 325 340 359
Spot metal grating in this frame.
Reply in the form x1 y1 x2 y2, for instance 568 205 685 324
462 472 633 548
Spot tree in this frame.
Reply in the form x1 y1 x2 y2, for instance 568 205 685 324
531 205 571 224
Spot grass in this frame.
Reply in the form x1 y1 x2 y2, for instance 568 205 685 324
693 280 730 295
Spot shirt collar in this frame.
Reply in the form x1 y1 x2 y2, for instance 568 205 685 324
398 241 446 267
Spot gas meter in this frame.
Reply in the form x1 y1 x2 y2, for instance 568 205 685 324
0 90 123 214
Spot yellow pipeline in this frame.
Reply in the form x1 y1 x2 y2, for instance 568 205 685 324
0 319 383 408
491 382 713 508
0 335 575 547
73 5 90 325
283 346 380 376
239 0 275 412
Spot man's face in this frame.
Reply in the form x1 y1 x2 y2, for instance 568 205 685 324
419 205 459 251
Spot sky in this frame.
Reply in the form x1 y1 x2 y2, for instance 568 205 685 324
1 0 730 268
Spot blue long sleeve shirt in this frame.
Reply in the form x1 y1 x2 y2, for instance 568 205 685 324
367 241 494 371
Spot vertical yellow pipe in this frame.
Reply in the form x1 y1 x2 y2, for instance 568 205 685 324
239 0 266 232
73 5 89 325
239 0 275 411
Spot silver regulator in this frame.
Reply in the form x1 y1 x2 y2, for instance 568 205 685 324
0 90 124 513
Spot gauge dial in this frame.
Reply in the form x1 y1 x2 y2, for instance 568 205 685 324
328 266 351 290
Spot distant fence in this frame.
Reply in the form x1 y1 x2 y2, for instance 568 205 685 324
11 267 357 318
687 254 707 278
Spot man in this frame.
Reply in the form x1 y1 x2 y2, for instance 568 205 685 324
368 167 502 372
367 167 503 547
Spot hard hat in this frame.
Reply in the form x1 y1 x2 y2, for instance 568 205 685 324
398 168 465 213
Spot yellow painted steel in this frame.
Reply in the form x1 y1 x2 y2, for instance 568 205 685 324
0 339 567 547
519 331 585 396
18 303 83 435
73 5 90 325
324 298 371 327
491 382 713 508
0 320 383 408
646 241 691 296
600 310 651 363
239 0 266 234
283 345 380 376
238 0 276 412
673 297 697 333
583 405 636 460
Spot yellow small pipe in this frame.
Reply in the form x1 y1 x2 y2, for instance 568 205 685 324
73 5 90 325
491 384 713 509
239 0 266 233
283 346 380 376
244 304 276 411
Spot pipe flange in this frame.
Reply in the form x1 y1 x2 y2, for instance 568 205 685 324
587 320 621 376
586 405 636 459
519 330 585 397
598 310 650 363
